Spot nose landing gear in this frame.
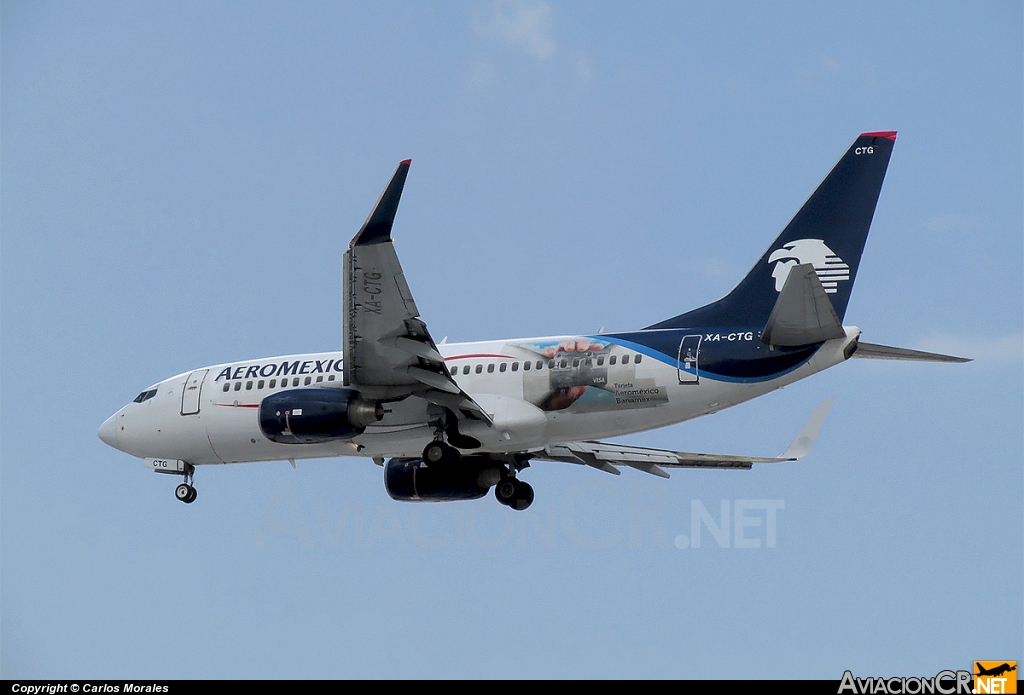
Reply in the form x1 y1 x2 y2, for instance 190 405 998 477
174 463 197 504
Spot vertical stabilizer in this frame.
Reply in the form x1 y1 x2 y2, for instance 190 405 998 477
648 132 896 329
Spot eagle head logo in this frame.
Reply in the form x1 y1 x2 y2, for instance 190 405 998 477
767 239 850 294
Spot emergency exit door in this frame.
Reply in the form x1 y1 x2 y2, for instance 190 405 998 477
677 335 701 384
180 369 208 415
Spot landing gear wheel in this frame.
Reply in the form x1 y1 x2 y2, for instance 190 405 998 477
423 440 449 465
495 478 517 506
509 481 534 511
423 440 461 465
175 483 196 504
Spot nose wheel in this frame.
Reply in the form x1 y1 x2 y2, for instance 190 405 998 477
174 463 197 504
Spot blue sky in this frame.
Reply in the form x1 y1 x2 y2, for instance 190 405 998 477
2 1 1021 678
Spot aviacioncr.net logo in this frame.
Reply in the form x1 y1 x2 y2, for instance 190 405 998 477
768 238 850 294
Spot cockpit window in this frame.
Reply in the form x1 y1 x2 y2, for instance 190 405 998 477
133 388 158 403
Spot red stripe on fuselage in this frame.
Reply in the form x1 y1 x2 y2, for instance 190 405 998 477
444 353 515 360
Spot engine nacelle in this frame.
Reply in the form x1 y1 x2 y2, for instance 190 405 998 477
259 388 382 444
384 457 502 502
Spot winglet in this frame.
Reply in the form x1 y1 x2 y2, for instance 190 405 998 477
350 160 412 247
780 399 833 460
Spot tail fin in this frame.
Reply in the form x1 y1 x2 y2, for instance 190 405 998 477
647 132 896 329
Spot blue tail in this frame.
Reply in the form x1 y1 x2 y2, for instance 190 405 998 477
647 132 896 330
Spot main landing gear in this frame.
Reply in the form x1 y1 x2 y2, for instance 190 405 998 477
422 439 461 466
494 476 534 511
174 463 197 504
422 436 535 511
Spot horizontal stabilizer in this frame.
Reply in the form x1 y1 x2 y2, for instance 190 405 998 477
762 263 845 346
851 341 971 363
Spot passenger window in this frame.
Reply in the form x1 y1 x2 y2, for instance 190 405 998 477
475 365 482 374
222 383 230 392
304 377 311 385
523 361 531 371
585 358 593 367
463 365 470 375
269 379 277 388
258 380 265 389
328 375 335 381
511 362 519 372
450 366 458 375
572 358 579 367
610 355 617 365
234 382 241 391
316 376 323 383
293 378 300 386
499 362 507 372
623 354 631 364
635 355 642 364
547 360 554 369
559 359 567 368
246 381 253 390
487 364 495 373
597 357 605 366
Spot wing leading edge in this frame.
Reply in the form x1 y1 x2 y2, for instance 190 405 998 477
537 400 833 477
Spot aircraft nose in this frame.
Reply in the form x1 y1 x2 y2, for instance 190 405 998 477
98 413 120 449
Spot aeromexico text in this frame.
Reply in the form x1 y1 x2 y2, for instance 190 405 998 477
215 359 344 382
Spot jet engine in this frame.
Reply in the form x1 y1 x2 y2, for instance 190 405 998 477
384 456 502 502
259 388 383 444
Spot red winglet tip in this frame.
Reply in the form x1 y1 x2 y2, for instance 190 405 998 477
400 158 412 166
861 131 897 141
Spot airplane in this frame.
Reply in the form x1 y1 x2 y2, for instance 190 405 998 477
98 131 969 510
975 663 1016 678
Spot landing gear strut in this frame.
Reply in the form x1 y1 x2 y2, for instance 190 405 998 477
174 463 197 504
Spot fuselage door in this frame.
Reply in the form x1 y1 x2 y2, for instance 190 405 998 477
677 335 701 384
181 369 209 415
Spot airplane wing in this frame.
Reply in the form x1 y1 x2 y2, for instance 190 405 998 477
343 160 491 423
536 400 833 477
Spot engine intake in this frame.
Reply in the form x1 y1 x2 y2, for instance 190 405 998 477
385 456 502 502
259 388 382 444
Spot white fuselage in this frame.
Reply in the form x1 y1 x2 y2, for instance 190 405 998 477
99 328 859 467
